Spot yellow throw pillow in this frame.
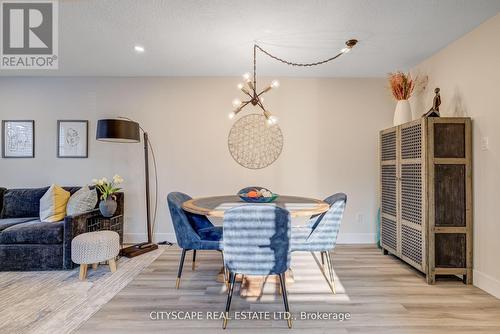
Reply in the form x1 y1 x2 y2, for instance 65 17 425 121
40 185 70 222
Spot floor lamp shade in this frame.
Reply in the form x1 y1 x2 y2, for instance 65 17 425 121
95 118 158 257
96 119 140 143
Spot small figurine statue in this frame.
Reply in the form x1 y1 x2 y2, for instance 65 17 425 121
423 87 441 117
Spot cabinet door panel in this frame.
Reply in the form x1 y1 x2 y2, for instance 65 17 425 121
380 128 398 254
399 120 426 272
381 165 397 218
434 164 466 227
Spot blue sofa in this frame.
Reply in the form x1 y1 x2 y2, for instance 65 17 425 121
0 186 123 271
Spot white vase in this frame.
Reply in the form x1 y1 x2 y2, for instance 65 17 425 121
393 99 412 126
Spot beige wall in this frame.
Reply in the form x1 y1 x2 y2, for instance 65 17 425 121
0 77 394 244
411 13 500 297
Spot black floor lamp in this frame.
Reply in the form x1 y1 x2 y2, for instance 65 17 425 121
96 118 158 257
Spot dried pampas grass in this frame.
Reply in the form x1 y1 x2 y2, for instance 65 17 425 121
388 72 416 100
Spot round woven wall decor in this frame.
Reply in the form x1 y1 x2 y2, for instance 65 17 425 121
228 113 283 169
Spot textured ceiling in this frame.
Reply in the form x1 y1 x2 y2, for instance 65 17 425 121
2 0 500 77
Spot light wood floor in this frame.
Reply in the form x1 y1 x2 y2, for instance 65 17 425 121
77 245 500 333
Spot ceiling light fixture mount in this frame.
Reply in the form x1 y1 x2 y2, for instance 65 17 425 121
229 39 358 124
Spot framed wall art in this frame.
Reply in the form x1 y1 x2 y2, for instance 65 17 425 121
57 120 88 158
2 120 35 158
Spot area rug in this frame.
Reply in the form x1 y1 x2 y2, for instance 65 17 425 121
0 246 167 334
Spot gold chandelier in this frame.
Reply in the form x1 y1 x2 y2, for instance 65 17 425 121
229 39 358 124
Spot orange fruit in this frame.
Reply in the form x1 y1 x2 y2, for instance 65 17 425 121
247 191 258 198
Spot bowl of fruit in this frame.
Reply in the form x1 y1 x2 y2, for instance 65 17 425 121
238 187 279 203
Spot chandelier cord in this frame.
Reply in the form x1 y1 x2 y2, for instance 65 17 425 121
254 43 345 68
251 40 356 91
253 44 257 91
230 39 357 121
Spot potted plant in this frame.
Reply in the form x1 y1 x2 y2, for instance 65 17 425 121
388 71 416 125
92 175 124 217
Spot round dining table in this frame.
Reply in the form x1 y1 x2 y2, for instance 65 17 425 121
182 195 329 218
182 194 330 297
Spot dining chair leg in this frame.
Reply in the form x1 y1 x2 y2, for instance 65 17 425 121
311 251 331 290
176 249 188 289
223 272 236 329
278 273 292 328
192 250 197 271
325 250 336 294
220 251 229 287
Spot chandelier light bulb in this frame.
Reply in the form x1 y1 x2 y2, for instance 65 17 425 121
227 39 357 121
267 115 278 125
263 110 277 125
232 99 242 107
240 86 250 95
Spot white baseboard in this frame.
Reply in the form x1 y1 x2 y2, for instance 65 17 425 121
124 233 176 244
124 232 376 245
474 269 500 299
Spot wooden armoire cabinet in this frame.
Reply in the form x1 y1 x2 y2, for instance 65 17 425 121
379 117 472 284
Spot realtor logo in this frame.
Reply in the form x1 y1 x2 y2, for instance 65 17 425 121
1 0 58 69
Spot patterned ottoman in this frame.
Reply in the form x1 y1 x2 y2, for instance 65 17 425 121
71 231 120 280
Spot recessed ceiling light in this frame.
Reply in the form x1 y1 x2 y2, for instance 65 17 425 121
134 45 145 53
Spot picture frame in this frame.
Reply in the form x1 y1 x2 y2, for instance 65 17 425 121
57 120 88 158
2 120 35 158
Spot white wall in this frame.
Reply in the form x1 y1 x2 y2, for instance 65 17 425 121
0 77 394 244
411 13 500 298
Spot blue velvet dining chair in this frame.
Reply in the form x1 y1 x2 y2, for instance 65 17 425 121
223 205 292 329
167 192 223 289
291 193 347 294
